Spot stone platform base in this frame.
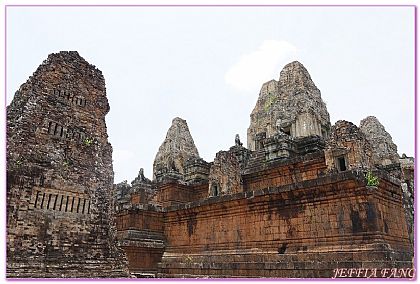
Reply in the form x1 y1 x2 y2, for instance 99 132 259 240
158 246 413 278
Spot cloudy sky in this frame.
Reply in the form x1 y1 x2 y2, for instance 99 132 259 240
6 6 415 183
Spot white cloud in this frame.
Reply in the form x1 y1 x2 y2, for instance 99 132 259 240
225 40 298 93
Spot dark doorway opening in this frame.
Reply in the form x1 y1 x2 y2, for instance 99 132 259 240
211 183 219 197
337 157 347 171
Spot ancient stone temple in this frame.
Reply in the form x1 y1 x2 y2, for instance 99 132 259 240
7 53 413 278
6 51 129 277
115 61 413 278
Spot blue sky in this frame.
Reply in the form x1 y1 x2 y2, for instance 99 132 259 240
6 6 415 183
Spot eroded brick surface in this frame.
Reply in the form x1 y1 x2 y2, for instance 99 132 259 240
7 51 129 278
325 120 373 172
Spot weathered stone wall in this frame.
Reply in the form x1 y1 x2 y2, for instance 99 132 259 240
115 168 155 210
154 181 208 207
159 171 411 278
243 151 327 192
359 116 400 167
324 120 373 172
6 51 129 278
184 158 211 184
117 149 411 277
400 155 414 248
208 150 242 197
247 61 330 150
116 206 165 277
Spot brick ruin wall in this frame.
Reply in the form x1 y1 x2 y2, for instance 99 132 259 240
6 52 129 278
116 207 165 275
160 173 410 278
116 151 412 278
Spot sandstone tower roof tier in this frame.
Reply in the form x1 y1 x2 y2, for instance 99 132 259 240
359 116 400 167
6 51 128 277
247 61 331 150
153 117 200 181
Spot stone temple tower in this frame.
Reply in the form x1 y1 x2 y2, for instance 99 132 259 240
247 61 330 151
153 117 200 182
6 51 129 277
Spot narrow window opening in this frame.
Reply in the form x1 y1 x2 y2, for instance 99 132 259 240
337 157 347 172
53 124 59 135
40 193 46 209
65 196 69 212
34 191 40 208
87 200 91 214
82 199 86 213
53 194 58 210
211 183 219 197
47 193 52 209
47 121 52 133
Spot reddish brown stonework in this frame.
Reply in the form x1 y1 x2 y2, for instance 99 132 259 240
208 150 242 197
400 154 415 247
115 206 165 277
6 51 129 278
8 54 412 279
160 171 410 278
115 61 413 278
324 120 374 172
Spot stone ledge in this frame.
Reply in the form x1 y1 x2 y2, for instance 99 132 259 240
164 170 399 212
